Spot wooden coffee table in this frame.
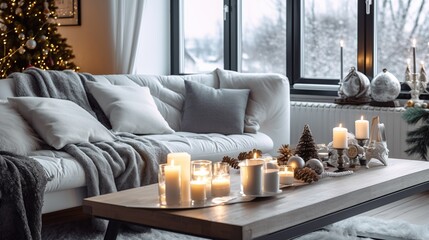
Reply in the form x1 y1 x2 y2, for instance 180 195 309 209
83 158 429 240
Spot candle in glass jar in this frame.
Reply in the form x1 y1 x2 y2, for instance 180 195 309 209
211 176 230 197
164 161 181 205
355 116 369 139
279 166 294 185
190 180 206 202
333 124 348 149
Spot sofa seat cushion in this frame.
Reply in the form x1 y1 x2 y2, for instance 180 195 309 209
142 132 273 161
29 132 272 193
29 150 86 193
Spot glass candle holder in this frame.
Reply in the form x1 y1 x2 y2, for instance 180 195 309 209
279 165 294 185
239 159 264 195
211 162 230 197
191 160 212 203
159 163 181 206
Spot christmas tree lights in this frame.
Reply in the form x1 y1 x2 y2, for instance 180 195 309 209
0 0 78 77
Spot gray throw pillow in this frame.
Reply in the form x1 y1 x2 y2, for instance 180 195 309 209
181 80 250 134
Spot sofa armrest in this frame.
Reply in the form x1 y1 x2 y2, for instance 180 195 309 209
216 69 290 155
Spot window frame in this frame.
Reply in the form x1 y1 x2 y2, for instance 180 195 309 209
171 0 419 99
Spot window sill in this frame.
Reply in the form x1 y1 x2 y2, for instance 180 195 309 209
291 84 429 104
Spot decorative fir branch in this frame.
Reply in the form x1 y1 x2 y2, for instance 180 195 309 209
402 107 429 125
402 108 429 160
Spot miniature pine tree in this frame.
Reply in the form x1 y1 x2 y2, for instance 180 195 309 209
294 124 319 162
0 0 78 77
402 107 429 160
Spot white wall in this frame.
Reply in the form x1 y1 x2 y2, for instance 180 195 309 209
58 0 170 75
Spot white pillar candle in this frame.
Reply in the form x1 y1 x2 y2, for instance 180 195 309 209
167 152 191 204
263 169 279 193
190 180 206 202
164 162 181 206
279 167 294 185
355 116 369 139
333 124 348 149
211 176 230 197
239 159 264 195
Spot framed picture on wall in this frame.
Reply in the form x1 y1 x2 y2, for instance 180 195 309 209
55 0 81 26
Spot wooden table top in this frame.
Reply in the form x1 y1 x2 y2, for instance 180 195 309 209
83 159 429 240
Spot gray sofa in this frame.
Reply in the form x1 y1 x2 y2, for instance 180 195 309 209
0 68 290 214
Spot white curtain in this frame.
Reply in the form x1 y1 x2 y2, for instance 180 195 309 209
109 0 145 74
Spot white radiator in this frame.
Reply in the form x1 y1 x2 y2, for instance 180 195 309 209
290 101 417 160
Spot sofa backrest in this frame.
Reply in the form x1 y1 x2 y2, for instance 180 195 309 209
0 69 290 155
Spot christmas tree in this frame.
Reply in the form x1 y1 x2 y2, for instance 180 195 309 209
402 107 429 160
0 0 78 77
294 124 319 162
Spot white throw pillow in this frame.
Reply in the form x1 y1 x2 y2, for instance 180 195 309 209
0 100 41 155
8 97 115 150
86 81 174 134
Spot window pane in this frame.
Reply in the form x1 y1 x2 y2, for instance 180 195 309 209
376 0 429 79
183 0 224 73
241 0 286 75
302 0 358 80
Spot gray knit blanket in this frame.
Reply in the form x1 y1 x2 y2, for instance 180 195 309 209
9 68 171 231
10 67 111 128
0 151 48 240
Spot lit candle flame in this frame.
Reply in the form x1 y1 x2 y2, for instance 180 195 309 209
407 58 411 66
412 38 417 48
361 115 364 120
339 123 342 128
340 40 344 47
253 153 257 159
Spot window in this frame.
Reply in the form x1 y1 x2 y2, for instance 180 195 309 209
182 0 224 73
172 0 429 97
301 0 357 80
376 0 429 78
241 0 287 75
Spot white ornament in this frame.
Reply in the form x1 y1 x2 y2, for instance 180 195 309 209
25 39 37 49
365 141 388 168
39 35 47 41
15 7 22 15
18 46 25 54
0 3 7 9
18 33 25 40
371 69 401 102
0 22 6 32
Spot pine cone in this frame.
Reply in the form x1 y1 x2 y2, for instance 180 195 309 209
237 152 249 160
294 167 319 183
277 144 294 165
222 156 241 169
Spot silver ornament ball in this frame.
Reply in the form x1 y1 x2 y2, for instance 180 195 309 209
0 3 8 9
305 158 324 174
25 39 37 49
287 155 305 170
